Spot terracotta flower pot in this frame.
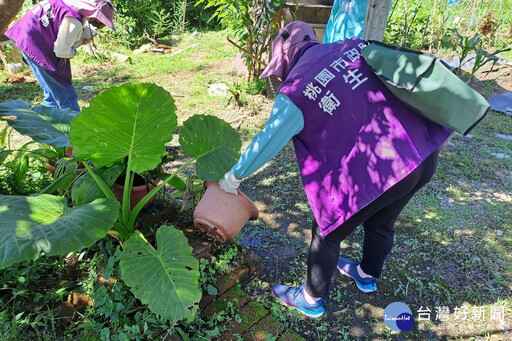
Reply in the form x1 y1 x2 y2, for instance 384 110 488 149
193 181 259 243
113 174 161 210
44 147 83 173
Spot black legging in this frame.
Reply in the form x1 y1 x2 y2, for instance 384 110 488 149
305 151 439 299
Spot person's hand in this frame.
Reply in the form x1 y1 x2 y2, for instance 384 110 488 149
219 170 242 195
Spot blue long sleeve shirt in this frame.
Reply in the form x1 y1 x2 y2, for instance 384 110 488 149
323 0 369 43
323 0 392 43
232 93 304 179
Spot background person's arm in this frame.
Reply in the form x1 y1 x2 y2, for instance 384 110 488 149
54 17 83 58
220 93 304 193
234 93 304 179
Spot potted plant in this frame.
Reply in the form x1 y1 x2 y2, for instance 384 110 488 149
0 82 242 322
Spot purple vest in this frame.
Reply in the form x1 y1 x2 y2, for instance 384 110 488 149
279 37 452 237
5 0 82 85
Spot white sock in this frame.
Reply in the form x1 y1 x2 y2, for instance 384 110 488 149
357 264 374 279
303 287 321 304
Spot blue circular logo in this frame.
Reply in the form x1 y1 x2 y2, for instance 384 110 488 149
383 302 415 331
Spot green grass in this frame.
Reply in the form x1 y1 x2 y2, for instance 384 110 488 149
385 0 512 51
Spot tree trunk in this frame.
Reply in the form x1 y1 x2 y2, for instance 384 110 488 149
0 0 25 37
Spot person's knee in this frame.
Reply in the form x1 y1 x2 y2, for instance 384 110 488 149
363 218 396 234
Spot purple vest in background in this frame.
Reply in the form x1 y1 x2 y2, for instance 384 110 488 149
279 37 452 237
5 0 82 85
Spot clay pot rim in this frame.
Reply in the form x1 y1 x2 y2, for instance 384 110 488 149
114 182 157 192
114 168 164 189
204 180 259 220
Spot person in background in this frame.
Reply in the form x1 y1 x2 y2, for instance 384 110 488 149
323 0 392 43
219 21 452 318
4 0 115 112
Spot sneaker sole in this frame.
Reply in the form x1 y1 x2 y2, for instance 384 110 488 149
337 265 377 293
271 290 324 319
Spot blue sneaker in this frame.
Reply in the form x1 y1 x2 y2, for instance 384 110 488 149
337 258 377 293
272 281 325 318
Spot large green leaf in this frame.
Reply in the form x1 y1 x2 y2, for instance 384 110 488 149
0 150 11 164
179 115 241 180
0 99 31 110
71 165 124 206
120 226 201 321
0 101 77 147
69 83 177 174
0 195 120 268
39 159 78 194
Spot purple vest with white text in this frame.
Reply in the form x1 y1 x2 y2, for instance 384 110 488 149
279 38 452 237
5 0 82 85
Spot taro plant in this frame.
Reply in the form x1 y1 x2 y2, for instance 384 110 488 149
0 101 79 193
0 82 242 322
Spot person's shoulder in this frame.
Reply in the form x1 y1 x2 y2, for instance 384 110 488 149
64 16 84 29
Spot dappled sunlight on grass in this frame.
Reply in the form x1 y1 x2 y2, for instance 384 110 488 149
293 202 309 212
424 211 439 220
260 176 277 186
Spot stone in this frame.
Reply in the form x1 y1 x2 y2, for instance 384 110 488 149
133 44 152 54
189 238 212 258
218 285 250 306
6 62 23 73
214 265 250 296
242 252 264 276
279 329 306 341
201 286 250 317
455 132 472 138
491 153 510 159
495 133 512 141
220 302 269 340
208 82 230 96
201 297 231 318
199 294 216 309
110 52 131 63
242 314 285 340
187 31 203 41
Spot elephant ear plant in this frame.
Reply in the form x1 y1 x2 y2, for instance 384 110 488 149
0 100 79 190
0 83 242 322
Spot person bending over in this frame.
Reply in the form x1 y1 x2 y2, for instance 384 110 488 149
5 0 115 112
219 21 452 318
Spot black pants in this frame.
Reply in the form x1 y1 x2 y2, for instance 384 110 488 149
305 151 439 299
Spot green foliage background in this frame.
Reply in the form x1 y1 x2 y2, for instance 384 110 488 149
108 0 220 47
385 0 512 51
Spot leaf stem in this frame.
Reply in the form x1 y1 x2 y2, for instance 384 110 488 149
125 158 195 231
121 167 134 227
82 162 117 200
